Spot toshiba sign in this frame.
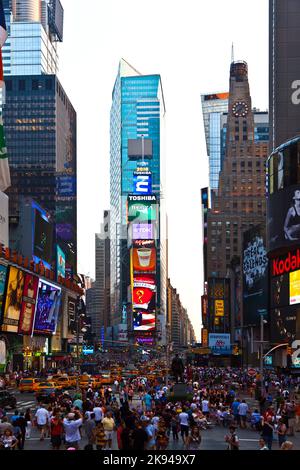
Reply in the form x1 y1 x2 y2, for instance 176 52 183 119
272 249 300 277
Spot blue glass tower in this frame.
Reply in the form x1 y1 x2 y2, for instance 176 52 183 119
110 59 166 338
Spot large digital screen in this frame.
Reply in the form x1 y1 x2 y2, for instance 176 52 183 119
33 209 53 267
132 223 154 240
127 195 157 222
133 311 156 332
0 265 7 316
1 267 25 333
18 274 39 336
33 280 61 335
132 275 156 311
267 184 300 253
133 173 152 194
208 333 231 355
57 245 66 279
132 247 156 273
290 270 300 305
270 306 299 344
243 225 268 325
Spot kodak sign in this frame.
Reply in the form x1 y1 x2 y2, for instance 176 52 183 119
272 249 300 276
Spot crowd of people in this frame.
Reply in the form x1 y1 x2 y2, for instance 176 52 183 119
0 362 299 450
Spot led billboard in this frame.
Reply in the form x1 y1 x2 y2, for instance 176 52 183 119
0 265 7 315
243 225 268 325
33 280 61 335
133 311 156 332
133 172 152 194
57 245 66 279
208 333 231 355
1 267 25 333
290 270 300 305
132 275 156 310
127 195 157 222
18 274 39 335
132 223 154 240
132 239 156 249
33 209 53 267
131 247 156 273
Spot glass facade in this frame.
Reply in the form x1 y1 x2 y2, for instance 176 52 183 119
110 60 166 328
3 75 77 273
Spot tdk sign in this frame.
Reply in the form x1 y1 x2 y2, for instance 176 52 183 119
133 172 152 194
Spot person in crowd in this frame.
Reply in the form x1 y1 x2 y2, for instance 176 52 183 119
50 410 64 451
0 429 18 450
63 411 83 450
225 425 239 450
101 411 115 450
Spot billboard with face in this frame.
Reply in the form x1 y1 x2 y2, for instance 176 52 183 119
33 280 61 335
18 274 39 336
1 267 25 333
243 225 268 325
131 247 156 273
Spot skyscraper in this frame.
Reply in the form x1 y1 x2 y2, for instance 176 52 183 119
110 59 167 343
269 0 300 150
205 61 268 339
3 0 63 76
201 93 229 194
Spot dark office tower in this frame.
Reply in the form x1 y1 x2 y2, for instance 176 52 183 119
3 75 77 273
269 0 300 150
206 61 268 339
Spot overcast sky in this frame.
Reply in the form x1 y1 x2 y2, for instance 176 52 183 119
58 0 269 340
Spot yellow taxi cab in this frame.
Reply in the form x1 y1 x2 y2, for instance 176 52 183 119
53 376 72 389
88 377 102 389
99 373 112 385
19 378 40 393
35 381 62 392
79 374 92 389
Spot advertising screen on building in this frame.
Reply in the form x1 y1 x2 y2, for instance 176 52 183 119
0 191 8 247
208 278 230 331
132 275 156 310
214 300 224 317
33 280 61 335
57 245 66 279
127 195 157 222
243 225 268 325
132 223 154 240
290 270 300 305
136 336 154 345
1 267 25 333
208 333 231 355
68 297 76 334
132 239 156 249
267 184 300 253
33 209 53 267
133 172 152 195
0 265 7 316
18 274 39 336
133 311 156 332
128 139 153 159
132 248 156 273
270 306 299 344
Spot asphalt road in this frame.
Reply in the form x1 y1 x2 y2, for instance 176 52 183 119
3 390 300 450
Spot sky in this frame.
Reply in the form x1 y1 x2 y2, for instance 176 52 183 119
58 0 269 341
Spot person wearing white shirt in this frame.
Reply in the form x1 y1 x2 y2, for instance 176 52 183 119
63 412 83 450
238 400 249 429
93 405 103 424
35 405 50 441
201 399 210 416
178 409 190 444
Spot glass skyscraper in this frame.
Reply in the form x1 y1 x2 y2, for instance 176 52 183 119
3 0 62 76
110 59 167 340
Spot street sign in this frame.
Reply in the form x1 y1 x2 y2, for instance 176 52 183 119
248 368 257 376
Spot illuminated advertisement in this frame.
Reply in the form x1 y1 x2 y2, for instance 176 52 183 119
214 300 224 317
136 336 154 345
132 223 154 240
209 333 231 355
1 267 25 333
133 172 152 194
127 195 157 222
18 274 39 335
57 245 66 279
33 280 61 335
290 270 300 305
132 239 156 249
0 265 7 315
68 297 76 334
270 306 299 344
132 247 156 273
33 209 53 267
243 225 268 325
132 275 156 310
133 311 156 332
201 328 208 347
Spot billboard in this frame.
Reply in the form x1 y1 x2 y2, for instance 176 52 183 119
136 336 154 345
18 274 39 336
133 173 152 195
133 311 156 332
0 265 7 316
214 300 224 317
56 176 76 197
131 247 156 272
127 195 157 222
132 275 156 310
33 209 53 267
118 324 128 342
267 184 300 253
209 333 231 355
201 328 208 347
68 297 76 334
290 270 300 305
208 278 230 332
128 139 153 159
0 191 8 247
48 0 64 42
132 239 156 249
132 223 154 240
57 245 66 279
1 267 25 333
33 280 61 335
243 225 268 325
270 306 299 344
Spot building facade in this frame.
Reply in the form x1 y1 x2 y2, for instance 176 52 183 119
205 61 269 343
3 74 77 274
109 59 167 344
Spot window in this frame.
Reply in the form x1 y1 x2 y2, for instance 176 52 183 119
18 80 25 91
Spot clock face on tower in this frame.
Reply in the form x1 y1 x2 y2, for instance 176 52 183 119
232 100 249 117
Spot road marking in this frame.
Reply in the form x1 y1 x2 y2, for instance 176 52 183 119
239 439 260 442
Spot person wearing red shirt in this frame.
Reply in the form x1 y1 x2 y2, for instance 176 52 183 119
50 410 64 450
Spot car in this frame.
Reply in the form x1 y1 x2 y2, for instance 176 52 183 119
18 378 40 393
53 377 73 389
0 390 17 409
100 374 112 385
35 381 62 392
35 388 60 404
